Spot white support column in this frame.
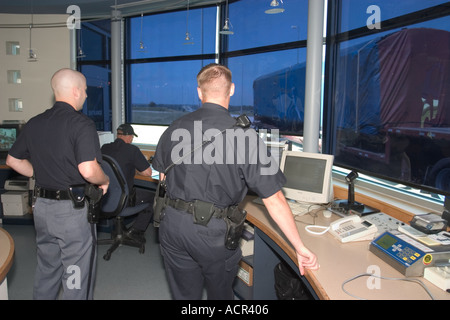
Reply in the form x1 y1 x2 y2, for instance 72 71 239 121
303 0 325 153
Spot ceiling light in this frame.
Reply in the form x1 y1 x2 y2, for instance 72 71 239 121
184 0 194 44
265 0 285 14
219 0 233 35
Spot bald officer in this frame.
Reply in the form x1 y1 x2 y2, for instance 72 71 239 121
7 68 110 300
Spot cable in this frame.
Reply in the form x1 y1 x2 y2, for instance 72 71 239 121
305 224 330 235
341 272 436 300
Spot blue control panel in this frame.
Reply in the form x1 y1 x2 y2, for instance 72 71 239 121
369 231 434 276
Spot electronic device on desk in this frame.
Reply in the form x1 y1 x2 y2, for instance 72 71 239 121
1 178 30 216
369 231 450 277
409 213 448 234
330 170 380 217
252 150 334 216
329 215 378 243
0 120 25 164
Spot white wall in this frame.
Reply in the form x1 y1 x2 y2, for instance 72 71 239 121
0 14 71 122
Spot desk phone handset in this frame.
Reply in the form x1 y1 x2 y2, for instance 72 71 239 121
329 215 378 243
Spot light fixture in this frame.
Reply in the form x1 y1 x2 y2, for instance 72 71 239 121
138 13 147 52
76 27 86 58
265 0 285 14
219 0 234 35
28 23 37 62
28 3 37 62
184 0 194 44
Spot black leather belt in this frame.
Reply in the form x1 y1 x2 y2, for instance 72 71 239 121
165 198 227 219
35 187 71 200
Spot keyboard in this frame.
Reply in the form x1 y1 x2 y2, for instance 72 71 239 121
252 197 321 216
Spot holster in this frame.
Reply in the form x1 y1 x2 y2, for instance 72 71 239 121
153 179 167 227
224 206 247 250
84 184 104 224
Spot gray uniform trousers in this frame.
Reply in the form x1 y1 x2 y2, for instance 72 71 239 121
159 206 242 300
32 198 97 300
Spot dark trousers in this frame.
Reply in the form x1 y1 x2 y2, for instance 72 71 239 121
129 188 154 231
159 206 242 300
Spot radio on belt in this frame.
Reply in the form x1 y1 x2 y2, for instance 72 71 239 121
369 231 450 277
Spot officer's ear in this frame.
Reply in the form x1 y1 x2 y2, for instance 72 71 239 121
229 83 235 97
197 87 203 101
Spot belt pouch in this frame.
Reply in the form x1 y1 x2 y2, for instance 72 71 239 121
68 184 86 209
153 180 167 227
192 200 215 226
224 206 247 250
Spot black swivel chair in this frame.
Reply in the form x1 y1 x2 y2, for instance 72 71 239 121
98 154 150 261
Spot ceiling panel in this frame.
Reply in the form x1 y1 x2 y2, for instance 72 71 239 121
0 0 222 19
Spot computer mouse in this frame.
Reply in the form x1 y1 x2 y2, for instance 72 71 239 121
323 210 332 218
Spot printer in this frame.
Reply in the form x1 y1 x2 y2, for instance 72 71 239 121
1 179 30 216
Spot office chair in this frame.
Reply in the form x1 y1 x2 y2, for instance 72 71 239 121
98 154 150 261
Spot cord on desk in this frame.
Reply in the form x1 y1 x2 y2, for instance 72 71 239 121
295 203 332 235
341 272 436 300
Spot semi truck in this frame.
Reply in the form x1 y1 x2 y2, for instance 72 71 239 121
253 28 450 194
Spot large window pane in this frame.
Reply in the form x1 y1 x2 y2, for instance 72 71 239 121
339 0 448 32
78 20 110 61
79 65 112 131
226 0 309 51
227 48 307 135
128 60 215 125
327 0 450 198
127 7 216 59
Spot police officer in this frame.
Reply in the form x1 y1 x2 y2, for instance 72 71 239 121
152 63 318 300
101 123 153 243
6 68 110 300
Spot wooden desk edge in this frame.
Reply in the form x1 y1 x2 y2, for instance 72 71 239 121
245 207 330 300
0 228 15 283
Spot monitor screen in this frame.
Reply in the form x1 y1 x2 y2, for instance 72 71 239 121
0 123 24 162
0 127 17 152
280 151 334 204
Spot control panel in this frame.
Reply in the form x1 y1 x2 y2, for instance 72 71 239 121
369 231 435 277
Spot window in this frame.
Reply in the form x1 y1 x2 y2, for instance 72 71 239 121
323 0 450 201
77 20 112 131
7 70 21 84
125 6 217 125
223 0 309 136
6 41 20 55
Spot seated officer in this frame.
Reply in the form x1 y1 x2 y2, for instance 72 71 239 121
101 123 153 243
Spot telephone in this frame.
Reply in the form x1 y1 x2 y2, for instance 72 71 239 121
329 215 378 243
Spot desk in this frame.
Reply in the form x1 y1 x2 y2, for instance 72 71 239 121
241 195 450 300
0 227 14 300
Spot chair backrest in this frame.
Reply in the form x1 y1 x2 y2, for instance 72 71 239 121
100 154 129 218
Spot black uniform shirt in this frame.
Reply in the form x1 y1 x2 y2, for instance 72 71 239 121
101 138 150 192
8 101 102 190
153 102 286 208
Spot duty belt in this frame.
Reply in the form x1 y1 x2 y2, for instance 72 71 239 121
165 198 228 219
35 186 71 200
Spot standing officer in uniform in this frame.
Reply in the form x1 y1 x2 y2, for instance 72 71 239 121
101 123 153 243
6 68 110 300
152 63 318 300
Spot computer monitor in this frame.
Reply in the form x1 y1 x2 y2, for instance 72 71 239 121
279 150 334 204
0 122 24 163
